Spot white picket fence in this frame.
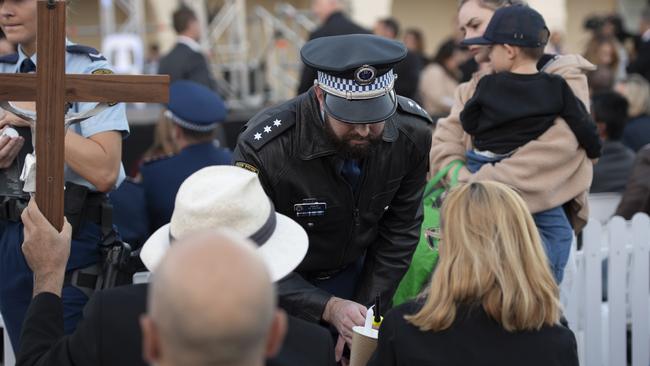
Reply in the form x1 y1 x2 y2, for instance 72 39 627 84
562 213 650 366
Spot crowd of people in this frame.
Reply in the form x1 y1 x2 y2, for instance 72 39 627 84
0 0 650 365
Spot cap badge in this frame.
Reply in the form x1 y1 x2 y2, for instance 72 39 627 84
354 65 377 86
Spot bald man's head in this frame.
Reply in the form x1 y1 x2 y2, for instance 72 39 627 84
311 0 343 23
141 230 286 366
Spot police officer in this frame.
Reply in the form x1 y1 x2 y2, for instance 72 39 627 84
140 81 232 233
0 0 128 351
234 34 432 353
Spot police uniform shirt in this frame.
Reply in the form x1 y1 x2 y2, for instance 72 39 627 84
0 41 130 191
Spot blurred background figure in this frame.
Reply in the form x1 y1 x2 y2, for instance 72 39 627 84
374 17 422 99
158 6 218 91
296 0 369 95
546 31 565 55
417 39 464 119
590 91 636 193
615 74 650 152
628 7 650 82
616 144 650 219
404 28 428 66
584 36 625 82
144 44 161 75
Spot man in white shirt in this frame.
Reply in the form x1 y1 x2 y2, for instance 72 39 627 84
158 6 217 91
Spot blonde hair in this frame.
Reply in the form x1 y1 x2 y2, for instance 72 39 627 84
142 111 179 161
458 0 527 11
406 181 561 332
619 74 650 117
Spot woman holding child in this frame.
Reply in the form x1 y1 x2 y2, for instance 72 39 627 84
430 0 597 283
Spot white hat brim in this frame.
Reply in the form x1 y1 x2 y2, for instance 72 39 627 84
140 212 308 282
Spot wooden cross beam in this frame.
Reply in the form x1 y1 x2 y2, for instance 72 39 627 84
0 0 169 230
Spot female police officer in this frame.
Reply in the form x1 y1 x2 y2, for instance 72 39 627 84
0 0 128 350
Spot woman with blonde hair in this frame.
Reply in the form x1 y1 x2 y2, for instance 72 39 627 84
368 181 578 366
615 74 650 152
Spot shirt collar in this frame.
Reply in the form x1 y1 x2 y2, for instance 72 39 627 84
15 39 74 73
177 36 202 53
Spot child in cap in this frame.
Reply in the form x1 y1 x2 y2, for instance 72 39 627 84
459 5 602 283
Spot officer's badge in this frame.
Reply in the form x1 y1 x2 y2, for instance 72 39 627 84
235 161 259 174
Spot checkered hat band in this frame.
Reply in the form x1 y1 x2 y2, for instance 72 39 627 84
164 110 218 132
317 70 394 94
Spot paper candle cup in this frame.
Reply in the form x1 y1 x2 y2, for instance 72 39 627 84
349 326 379 366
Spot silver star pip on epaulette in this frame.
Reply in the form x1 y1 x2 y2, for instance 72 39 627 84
247 110 294 151
397 96 433 124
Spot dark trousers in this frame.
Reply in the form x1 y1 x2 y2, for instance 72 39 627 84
0 220 102 351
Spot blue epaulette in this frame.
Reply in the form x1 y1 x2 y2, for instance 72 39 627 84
66 45 106 62
397 96 433 124
0 53 18 64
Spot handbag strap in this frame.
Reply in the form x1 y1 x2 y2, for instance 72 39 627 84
424 159 464 198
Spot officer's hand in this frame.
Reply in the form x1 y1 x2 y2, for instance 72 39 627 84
0 133 24 168
323 297 367 345
0 109 32 128
21 200 72 297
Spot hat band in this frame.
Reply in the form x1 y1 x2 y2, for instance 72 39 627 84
168 200 277 247
164 110 219 132
315 70 396 100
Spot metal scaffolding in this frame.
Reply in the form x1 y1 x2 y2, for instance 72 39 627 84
98 0 315 110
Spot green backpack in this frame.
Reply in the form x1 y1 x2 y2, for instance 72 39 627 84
392 160 464 306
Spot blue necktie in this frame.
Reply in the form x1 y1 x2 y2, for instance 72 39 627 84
341 159 361 195
20 58 36 73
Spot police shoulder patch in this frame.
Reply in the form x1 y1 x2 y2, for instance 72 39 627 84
397 96 433 124
66 45 107 62
91 68 114 75
0 53 18 64
235 161 259 174
244 110 295 151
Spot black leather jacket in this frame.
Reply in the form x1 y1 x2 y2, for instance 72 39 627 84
233 89 432 322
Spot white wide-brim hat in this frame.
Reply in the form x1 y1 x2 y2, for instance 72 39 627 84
140 166 309 282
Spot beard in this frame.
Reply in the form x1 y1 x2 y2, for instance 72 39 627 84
323 114 383 160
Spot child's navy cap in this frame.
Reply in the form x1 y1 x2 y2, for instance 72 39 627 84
165 81 227 132
301 34 407 124
462 5 550 48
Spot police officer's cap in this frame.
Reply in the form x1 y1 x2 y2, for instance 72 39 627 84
166 81 227 132
301 34 407 124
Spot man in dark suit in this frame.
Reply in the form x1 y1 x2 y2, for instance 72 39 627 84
16 168 335 366
296 0 369 94
628 7 650 82
158 6 217 91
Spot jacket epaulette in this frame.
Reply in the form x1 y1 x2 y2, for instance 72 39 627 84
0 53 18 64
243 110 295 151
66 45 107 62
397 96 433 124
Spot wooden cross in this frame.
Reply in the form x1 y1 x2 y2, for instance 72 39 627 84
0 0 169 230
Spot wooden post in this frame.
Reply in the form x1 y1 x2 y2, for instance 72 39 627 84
36 0 66 230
